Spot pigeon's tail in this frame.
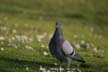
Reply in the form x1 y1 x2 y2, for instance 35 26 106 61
71 53 85 63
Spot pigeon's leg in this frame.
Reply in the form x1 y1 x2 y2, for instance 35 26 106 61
58 64 62 72
57 61 63 72
66 64 70 71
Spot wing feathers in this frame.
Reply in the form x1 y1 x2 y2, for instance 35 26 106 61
62 40 85 62
72 53 85 63
62 40 75 56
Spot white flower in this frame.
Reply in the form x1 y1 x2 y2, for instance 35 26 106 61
25 45 33 50
41 44 45 48
73 34 80 39
74 43 80 49
26 67 29 71
12 29 17 34
36 32 47 42
0 26 7 31
43 51 48 56
1 47 4 51
0 36 5 40
93 47 98 52
15 35 32 43
39 65 46 72
81 40 85 44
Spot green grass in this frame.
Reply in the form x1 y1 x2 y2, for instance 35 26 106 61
0 0 108 72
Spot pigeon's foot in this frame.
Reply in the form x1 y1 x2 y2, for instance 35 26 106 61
66 64 71 71
66 67 71 72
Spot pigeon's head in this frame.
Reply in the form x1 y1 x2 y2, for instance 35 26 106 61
56 21 62 28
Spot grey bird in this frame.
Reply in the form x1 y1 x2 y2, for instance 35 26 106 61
49 21 85 71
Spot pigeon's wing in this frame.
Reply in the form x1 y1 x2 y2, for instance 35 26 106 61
62 40 85 62
62 40 76 57
72 53 85 62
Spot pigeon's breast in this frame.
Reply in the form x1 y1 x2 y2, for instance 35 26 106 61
56 36 65 48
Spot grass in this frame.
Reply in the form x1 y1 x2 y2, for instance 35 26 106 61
0 0 108 72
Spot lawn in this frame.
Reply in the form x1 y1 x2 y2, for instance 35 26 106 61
0 0 108 72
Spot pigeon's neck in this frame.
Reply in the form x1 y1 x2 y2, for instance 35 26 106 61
54 27 65 46
54 27 63 37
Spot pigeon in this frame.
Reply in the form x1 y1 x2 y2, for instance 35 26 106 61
49 21 85 71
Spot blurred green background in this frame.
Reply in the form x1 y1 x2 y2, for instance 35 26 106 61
0 0 108 72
